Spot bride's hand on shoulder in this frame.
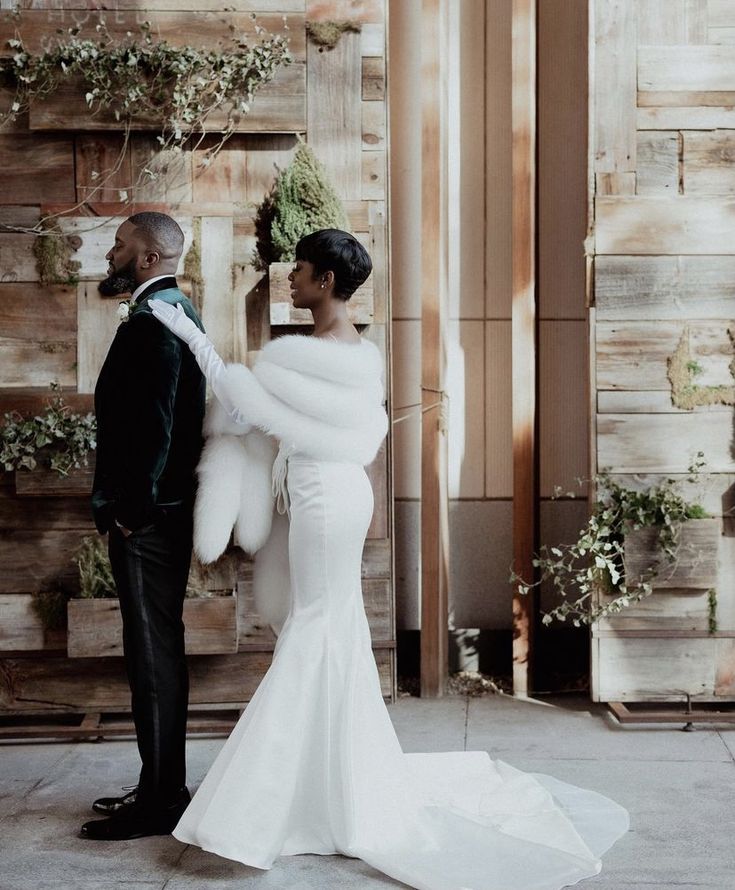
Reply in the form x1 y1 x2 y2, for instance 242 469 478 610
149 300 200 345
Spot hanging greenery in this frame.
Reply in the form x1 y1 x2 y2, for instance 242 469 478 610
0 19 291 229
33 219 81 287
252 139 349 271
75 536 117 600
0 383 96 477
510 452 711 627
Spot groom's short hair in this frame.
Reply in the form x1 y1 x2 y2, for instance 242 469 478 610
127 212 184 261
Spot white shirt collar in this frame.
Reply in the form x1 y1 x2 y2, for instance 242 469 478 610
131 275 173 303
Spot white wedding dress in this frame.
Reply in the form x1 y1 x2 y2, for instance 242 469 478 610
172 452 629 889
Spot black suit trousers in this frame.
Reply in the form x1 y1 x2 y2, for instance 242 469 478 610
108 506 192 809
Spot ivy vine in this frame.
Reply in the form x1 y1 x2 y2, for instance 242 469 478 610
0 19 292 231
510 453 711 627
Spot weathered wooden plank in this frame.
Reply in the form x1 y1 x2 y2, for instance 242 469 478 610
361 538 391 578
0 529 86 593
366 441 388 539
595 172 636 195
28 76 306 134
16 1 306 9
595 255 735 319
606 472 735 520
361 100 385 150
75 135 132 204
596 321 735 390
129 137 193 204
709 0 735 28
715 638 735 696
0 491 95 530
76 281 124 395
0 12 305 56
597 588 712 632
361 149 385 200
0 648 394 711
593 0 636 173
0 387 93 418
368 201 387 324
623 518 720 590
638 45 735 92
636 131 679 194
636 0 688 44
306 29 362 200
595 196 735 254
638 90 735 106
0 234 38 283
360 22 384 56
597 413 735 472
241 133 298 205
0 594 65 652
539 321 587 499
362 55 385 100
0 135 75 204
0 284 76 388
598 389 732 413
685 0 708 44
683 130 735 194
15 464 94 497
595 636 715 701
306 0 382 22
199 217 235 362
638 106 735 130
709 28 735 44
0 206 40 233
67 594 238 657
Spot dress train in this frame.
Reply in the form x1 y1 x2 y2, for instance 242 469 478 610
173 456 629 889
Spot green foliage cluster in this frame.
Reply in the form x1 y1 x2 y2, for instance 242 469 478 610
253 140 349 271
33 219 81 287
1 20 291 160
31 586 71 631
0 384 96 477
305 20 362 51
75 536 117 600
510 452 710 627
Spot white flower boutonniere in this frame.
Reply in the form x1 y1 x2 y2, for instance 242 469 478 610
117 299 137 323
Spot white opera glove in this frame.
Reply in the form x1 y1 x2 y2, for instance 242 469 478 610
149 299 251 430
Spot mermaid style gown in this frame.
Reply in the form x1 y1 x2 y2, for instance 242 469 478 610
172 451 629 889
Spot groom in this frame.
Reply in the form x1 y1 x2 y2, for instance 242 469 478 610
81 212 206 841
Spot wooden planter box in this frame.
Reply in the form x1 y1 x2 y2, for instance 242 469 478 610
67 591 238 658
268 261 374 325
14 462 95 498
622 517 720 590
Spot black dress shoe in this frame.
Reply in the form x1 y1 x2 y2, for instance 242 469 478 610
80 788 191 841
92 785 138 816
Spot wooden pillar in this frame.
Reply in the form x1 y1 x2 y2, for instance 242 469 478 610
420 0 450 697
511 0 537 697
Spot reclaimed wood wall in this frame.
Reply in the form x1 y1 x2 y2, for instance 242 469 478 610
590 0 735 702
0 0 394 713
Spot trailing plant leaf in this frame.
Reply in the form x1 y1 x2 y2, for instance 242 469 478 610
0 383 96 478
252 140 349 270
510 452 711 626
31 585 72 631
75 536 116 600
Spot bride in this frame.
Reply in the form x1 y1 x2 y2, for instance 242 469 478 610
150 228 629 890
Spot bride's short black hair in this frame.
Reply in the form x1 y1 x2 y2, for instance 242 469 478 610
295 229 372 301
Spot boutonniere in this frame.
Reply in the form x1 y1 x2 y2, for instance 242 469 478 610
117 299 141 324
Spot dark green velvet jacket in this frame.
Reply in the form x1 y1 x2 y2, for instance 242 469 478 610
92 276 206 533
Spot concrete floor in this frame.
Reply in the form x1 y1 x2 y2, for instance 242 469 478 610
1 694 734 890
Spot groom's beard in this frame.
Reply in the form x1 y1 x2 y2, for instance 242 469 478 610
98 258 137 297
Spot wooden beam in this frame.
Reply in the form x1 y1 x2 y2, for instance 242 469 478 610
420 0 449 697
511 0 537 697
